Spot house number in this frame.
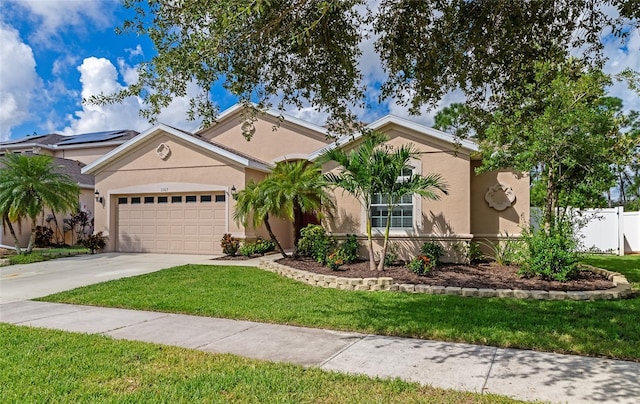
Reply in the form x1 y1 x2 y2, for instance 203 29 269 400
160 188 168 192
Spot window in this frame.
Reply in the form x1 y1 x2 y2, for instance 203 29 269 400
200 195 212 203
171 196 182 203
157 196 168 204
131 197 141 204
370 167 414 229
215 194 226 203
185 195 197 203
118 197 128 204
144 196 154 204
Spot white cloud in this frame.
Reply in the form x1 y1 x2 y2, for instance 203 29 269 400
0 24 40 140
603 28 640 113
62 57 204 135
5 0 114 47
125 44 144 58
52 54 79 75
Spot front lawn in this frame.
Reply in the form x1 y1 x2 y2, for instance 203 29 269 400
0 324 518 403
41 259 640 361
581 254 640 290
4 246 90 265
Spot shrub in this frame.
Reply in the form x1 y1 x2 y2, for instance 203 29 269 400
220 233 240 256
519 217 580 282
296 224 336 265
34 226 54 248
81 232 108 254
377 242 399 267
339 234 359 264
420 242 444 265
408 255 433 275
480 233 526 266
240 238 276 257
326 250 347 270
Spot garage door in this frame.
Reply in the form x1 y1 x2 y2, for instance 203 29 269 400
117 193 226 254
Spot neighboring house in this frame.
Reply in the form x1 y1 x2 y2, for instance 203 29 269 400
0 130 139 248
80 105 529 259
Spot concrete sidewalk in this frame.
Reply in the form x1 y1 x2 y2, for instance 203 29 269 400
2 300 638 404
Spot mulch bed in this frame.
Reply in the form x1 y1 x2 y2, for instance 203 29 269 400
276 257 614 292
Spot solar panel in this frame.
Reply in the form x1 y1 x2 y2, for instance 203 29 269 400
0 134 49 145
56 130 127 145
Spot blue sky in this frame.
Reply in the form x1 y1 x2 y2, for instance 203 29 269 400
1 0 639 141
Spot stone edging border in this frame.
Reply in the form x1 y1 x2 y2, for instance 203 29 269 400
259 260 633 301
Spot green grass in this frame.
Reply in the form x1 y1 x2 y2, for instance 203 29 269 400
6 247 89 265
41 261 640 361
581 254 640 290
0 324 519 403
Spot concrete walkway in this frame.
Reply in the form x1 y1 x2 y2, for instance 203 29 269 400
1 253 639 403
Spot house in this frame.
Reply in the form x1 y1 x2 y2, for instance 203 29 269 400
80 105 529 260
0 130 139 248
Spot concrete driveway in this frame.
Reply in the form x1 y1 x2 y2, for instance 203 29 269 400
0 253 217 303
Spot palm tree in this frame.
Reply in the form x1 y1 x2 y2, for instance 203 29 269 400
321 132 387 270
322 133 448 271
0 153 80 254
374 144 448 271
262 160 333 244
233 160 331 258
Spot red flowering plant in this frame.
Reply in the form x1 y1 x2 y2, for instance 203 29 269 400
408 254 433 275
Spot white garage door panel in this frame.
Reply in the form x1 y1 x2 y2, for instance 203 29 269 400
117 193 225 254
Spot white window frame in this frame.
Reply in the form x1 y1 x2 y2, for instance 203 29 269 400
365 158 423 236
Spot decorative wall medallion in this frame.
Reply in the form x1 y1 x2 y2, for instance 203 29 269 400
485 183 516 211
241 120 256 141
156 143 171 160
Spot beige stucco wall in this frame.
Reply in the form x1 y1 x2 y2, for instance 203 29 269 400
198 110 331 163
470 160 530 239
54 146 120 165
92 132 248 252
323 128 467 235
321 125 475 262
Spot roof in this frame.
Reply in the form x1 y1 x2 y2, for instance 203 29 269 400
82 123 273 175
308 114 479 160
0 153 94 188
198 103 329 138
0 130 139 150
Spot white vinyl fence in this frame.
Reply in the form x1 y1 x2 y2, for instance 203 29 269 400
531 207 640 255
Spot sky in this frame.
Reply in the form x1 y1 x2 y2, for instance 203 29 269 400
1 0 639 142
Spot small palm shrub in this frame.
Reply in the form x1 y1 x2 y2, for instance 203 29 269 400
420 242 444 265
220 233 240 256
81 232 108 254
408 255 433 275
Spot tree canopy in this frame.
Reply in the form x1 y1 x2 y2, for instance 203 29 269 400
479 59 640 226
93 1 639 132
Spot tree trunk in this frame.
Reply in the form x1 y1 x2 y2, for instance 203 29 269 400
376 207 394 271
365 215 376 271
263 213 288 258
544 166 557 231
26 219 36 253
3 214 22 255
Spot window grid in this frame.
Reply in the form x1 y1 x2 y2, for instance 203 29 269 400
370 167 414 229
